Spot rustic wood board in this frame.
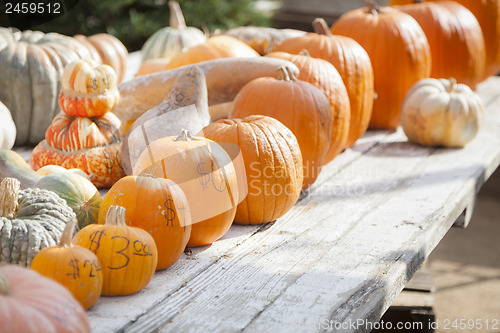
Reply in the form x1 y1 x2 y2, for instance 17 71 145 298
84 75 500 333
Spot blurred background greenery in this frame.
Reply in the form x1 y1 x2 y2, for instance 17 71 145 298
10 0 275 52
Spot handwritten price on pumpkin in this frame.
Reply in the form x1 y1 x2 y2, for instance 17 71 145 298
66 258 102 279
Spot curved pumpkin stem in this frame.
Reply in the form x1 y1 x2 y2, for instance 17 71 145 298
0 178 20 219
106 205 127 226
59 217 77 248
313 18 333 36
299 49 311 57
0 269 11 296
276 66 292 81
174 129 193 141
169 1 186 30
366 0 381 15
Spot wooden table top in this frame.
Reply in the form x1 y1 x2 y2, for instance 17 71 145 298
83 59 500 332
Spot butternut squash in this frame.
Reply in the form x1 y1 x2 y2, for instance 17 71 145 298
114 57 299 124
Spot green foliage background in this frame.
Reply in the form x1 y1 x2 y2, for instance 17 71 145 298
33 0 272 52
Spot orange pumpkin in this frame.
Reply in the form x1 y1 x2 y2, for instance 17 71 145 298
0 265 90 333
99 175 192 270
58 60 120 118
394 0 485 89
331 3 431 129
31 217 103 310
391 0 500 79
132 130 239 247
273 20 374 147
230 66 332 190
73 205 158 296
165 35 260 70
202 115 303 225
265 50 350 162
30 112 124 188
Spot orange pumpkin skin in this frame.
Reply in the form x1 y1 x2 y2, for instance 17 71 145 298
30 218 103 310
98 175 192 270
394 1 485 89
202 115 303 225
58 60 119 118
265 51 350 162
30 140 124 189
331 5 431 129
165 35 260 70
273 27 374 147
73 206 158 296
391 0 500 79
0 265 91 333
30 112 124 188
132 130 239 248
230 67 332 190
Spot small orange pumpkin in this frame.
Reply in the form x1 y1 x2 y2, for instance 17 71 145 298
58 60 120 118
132 130 239 247
273 19 374 147
0 265 90 333
73 205 158 296
265 50 350 162
230 66 332 190
31 217 103 310
202 115 303 225
99 174 192 270
331 2 431 129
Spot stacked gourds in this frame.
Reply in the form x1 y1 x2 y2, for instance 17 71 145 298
30 60 125 188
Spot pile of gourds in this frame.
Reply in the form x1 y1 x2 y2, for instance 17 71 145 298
0 0 496 325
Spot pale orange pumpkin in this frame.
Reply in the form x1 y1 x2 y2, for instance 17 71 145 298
98 174 192 270
202 115 303 225
0 265 90 333
273 20 374 147
265 50 350 162
331 2 431 129
132 130 239 247
394 0 486 89
230 66 332 190
58 60 120 118
165 35 260 70
73 205 158 296
31 217 103 310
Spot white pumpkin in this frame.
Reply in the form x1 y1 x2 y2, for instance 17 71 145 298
401 78 484 148
0 101 16 149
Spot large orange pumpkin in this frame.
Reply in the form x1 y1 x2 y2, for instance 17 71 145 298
202 115 303 225
98 174 192 270
132 130 239 247
0 265 90 333
393 0 485 89
230 66 332 190
265 51 350 162
391 0 500 79
331 3 431 129
273 20 374 147
30 112 124 188
165 35 260 70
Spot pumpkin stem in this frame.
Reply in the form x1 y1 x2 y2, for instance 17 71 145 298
312 18 333 36
105 205 127 226
447 78 457 93
0 178 20 219
366 0 381 15
59 217 77 248
174 129 193 141
299 49 311 57
0 269 11 296
169 1 186 29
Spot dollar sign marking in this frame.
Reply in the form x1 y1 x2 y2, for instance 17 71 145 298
197 162 211 190
162 196 176 226
88 230 106 254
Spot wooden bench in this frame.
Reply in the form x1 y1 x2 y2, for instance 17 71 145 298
80 54 500 332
